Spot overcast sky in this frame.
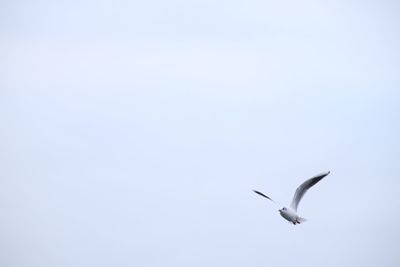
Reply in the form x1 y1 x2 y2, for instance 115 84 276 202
1 0 399 266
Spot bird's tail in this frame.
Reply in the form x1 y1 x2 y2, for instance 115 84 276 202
297 217 307 224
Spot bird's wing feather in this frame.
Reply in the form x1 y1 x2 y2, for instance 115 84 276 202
290 171 330 211
253 190 275 202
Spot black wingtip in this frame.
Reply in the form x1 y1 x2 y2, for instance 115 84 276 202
252 190 274 202
253 189 264 196
315 171 330 179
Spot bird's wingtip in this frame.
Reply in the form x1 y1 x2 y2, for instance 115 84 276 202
321 170 331 178
312 170 331 179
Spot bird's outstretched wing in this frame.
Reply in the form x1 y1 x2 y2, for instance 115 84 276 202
290 171 330 211
253 190 276 203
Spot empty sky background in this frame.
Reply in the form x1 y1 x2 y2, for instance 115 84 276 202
1 0 399 266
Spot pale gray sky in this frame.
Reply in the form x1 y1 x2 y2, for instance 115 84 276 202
0 1 399 266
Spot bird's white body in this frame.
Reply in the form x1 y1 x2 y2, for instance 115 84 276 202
279 207 305 225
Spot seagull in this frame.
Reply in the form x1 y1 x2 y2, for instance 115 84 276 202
253 171 330 225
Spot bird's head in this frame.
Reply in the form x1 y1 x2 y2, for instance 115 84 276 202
279 207 287 213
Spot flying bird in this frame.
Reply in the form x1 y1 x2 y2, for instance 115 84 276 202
253 171 330 225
